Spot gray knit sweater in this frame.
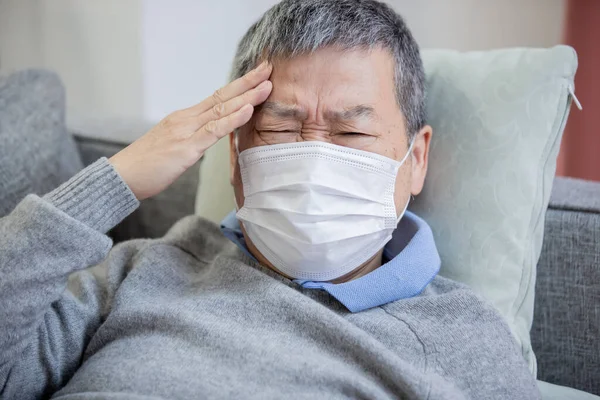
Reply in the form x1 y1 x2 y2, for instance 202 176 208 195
0 159 540 399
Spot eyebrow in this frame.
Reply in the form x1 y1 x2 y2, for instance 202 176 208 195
326 104 376 122
259 102 308 120
258 101 376 122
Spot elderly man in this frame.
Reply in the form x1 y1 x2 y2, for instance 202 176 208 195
0 0 540 399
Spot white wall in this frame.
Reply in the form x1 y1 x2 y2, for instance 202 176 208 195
142 0 280 122
0 0 143 140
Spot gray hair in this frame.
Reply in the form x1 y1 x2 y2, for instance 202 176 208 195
230 0 426 138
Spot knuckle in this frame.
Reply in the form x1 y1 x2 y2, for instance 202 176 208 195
204 119 219 135
212 102 225 118
212 88 225 104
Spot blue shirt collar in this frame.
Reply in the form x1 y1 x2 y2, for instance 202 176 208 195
220 210 440 313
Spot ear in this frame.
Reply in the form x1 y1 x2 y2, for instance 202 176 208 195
410 125 432 196
229 131 237 186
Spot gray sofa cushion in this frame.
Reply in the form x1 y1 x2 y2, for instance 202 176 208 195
0 66 198 237
532 177 600 395
0 69 83 217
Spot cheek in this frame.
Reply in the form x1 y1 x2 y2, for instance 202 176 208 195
367 127 406 160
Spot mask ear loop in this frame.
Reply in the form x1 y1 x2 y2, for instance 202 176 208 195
395 137 416 223
398 138 415 167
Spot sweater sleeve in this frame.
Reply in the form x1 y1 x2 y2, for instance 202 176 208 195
0 158 140 399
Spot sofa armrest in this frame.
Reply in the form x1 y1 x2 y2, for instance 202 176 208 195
72 134 200 242
532 177 600 396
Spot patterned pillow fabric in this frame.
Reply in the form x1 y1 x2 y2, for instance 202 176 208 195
0 69 83 217
410 45 578 374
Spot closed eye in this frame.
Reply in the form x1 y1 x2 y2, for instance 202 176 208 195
341 132 369 136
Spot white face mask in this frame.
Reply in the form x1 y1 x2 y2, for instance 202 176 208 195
236 140 413 282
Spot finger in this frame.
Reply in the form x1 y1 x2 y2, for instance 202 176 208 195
194 80 272 130
194 104 254 150
186 61 272 115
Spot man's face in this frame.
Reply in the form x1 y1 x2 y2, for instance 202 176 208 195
229 47 431 272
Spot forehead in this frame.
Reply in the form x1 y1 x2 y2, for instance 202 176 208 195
265 47 398 114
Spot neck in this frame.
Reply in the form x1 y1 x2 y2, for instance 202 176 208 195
242 225 384 283
328 250 384 283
